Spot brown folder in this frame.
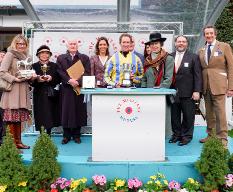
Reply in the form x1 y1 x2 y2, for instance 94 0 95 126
66 60 85 95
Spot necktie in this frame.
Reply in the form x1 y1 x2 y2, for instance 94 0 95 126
207 44 211 62
175 52 182 73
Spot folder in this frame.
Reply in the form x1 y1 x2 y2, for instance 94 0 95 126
66 60 85 95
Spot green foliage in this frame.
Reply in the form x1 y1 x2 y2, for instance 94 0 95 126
0 128 28 191
195 137 230 191
228 152 233 173
215 1 233 48
28 129 61 191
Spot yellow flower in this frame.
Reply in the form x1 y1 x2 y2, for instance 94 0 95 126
147 181 153 185
18 181 27 187
80 177 87 183
150 175 157 180
157 173 165 179
115 179 125 188
163 180 168 186
0 185 7 192
187 178 195 184
155 180 161 187
70 180 79 190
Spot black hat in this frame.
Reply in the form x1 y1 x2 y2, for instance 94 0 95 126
145 32 166 45
36 45 52 56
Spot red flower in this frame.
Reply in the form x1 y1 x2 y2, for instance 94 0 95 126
51 189 58 192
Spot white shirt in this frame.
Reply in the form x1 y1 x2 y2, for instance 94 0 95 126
175 51 185 66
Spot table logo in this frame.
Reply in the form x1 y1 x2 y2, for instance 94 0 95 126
116 98 141 123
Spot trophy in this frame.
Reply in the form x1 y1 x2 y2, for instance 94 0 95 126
16 57 35 78
121 63 132 87
41 63 49 79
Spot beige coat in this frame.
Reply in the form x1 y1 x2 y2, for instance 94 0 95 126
0 49 31 109
199 41 233 95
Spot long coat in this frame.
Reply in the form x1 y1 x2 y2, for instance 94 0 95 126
56 51 91 128
31 61 61 131
0 49 31 110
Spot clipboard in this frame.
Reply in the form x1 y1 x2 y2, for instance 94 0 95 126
66 60 85 95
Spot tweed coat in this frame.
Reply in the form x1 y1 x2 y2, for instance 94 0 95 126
198 41 233 95
0 49 31 110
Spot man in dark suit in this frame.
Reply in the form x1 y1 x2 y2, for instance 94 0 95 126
169 35 202 146
57 39 91 144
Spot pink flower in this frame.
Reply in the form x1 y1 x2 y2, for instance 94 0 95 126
50 183 57 189
226 174 233 187
128 177 142 189
168 180 181 190
92 175 107 186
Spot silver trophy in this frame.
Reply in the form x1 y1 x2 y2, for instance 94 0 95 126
16 57 35 78
122 63 132 87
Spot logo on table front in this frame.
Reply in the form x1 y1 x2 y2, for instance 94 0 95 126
116 98 141 123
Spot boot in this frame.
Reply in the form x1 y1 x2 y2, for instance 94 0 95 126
15 123 30 149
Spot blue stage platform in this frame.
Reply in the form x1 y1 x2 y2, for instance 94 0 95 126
21 125 233 184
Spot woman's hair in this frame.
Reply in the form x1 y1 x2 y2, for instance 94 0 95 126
9 34 28 52
144 44 150 58
95 36 109 56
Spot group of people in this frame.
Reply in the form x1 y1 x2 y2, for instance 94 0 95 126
0 24 232 150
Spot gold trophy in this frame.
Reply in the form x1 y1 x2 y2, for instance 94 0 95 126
41 63 49 79
16 57 35 78
122 63 132 87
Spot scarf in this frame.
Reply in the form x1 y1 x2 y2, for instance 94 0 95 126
144 49 168 86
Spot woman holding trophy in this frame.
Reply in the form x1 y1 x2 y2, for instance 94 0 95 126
31 45 61 136
0 34 36 149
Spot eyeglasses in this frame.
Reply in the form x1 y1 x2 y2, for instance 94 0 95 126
16 43 26 46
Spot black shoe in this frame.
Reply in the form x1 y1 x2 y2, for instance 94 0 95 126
178 139 191 146
61 137 70 144
169 136 181 143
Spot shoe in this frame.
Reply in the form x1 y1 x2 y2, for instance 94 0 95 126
199 137 209 143
61 138 70 144
178 139 191 146
168 136 181 143
16 143 30 149
74 137 81 144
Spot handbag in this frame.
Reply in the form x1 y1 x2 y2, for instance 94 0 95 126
0 77 12 92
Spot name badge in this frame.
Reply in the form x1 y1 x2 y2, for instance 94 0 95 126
214 51 218 56
184 62 189 67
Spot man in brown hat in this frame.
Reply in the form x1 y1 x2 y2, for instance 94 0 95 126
141 32 174 88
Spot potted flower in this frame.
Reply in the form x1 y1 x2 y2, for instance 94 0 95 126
91 175 107 192
109 178 127 192
127 177 143 192
50 177 71 192
168 180 181 191
144 173 168 191
181 178 200 192
69 177 87 192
